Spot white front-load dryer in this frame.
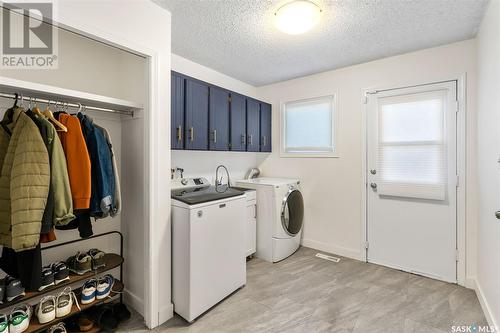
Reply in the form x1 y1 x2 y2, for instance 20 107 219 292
235 178 304 262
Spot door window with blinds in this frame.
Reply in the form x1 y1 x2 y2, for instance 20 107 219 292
281 95 337 157
376 90 448 200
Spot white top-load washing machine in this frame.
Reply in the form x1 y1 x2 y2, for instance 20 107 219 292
171 177 247 322
235 178 304 262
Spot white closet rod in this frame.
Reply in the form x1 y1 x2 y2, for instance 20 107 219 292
0 92 134 117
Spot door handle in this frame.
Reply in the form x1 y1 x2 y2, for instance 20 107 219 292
189 127 194 142
370 183 377 189
248 134 253 146
177 125 182 142
495 211 500 219
262 136 266 146
212 130 217 143
241 134 246 145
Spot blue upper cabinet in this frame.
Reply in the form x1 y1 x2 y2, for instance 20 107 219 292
246 99 261 152
260 103 272 152
171 72 185 150
229 94 247 151
171 71 271 153
185 78 209 150
209 86 230 151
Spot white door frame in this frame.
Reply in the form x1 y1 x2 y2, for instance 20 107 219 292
360 74 467 286
49 7 170 328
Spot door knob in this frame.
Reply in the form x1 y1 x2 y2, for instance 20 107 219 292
370 169 377 175
495 211 500 219
370 183 377 189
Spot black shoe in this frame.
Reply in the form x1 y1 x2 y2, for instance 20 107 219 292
39 266 55 291
112 303 131 322
51 262 70 285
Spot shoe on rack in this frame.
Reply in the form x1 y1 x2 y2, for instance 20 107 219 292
96 274 114 300
87 249 106 270
65 315 94 332
36 295 56 324
66 252 92 275
39 266 55 291
88 304 118 332
81 279 97 305
9 304 32 333
112 303 131 322
48 322 67 333
0 313 8 333
5 276 25 302
56 287 80 318
51 262 70 285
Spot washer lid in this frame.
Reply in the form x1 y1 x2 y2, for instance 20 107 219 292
171 186 244 205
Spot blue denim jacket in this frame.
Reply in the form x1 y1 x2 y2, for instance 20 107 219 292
77 113 115 218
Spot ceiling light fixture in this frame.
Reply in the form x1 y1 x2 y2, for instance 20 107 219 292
274 0 321 35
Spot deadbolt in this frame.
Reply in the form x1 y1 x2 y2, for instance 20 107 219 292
370 183 377 189
370 169 377 175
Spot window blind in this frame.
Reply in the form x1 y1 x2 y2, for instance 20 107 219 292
284 96 334 153
376 91 447 200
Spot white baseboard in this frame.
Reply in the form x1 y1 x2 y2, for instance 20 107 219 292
464 277 476 289
123 289 144 316
471 278 499 330
301 238 362 260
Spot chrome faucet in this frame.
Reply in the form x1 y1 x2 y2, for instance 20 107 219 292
215 165 231 192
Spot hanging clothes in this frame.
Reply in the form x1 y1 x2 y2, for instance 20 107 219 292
95 124 121 217
36 115 75 226
57 113 91 210
26 109 54 236
55 112 93 238
0 107 50 251
77 114 115 218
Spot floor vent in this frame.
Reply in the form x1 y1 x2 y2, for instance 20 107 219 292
315 253 341 263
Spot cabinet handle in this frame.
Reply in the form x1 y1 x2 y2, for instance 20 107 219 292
254 205 257 218
262 136 266 146
241 134 246 145
189 127 194 142
177 125 182 142
248 134 253 145
212 130 217 143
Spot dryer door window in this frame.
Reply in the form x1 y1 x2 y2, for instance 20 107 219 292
281 189 304 236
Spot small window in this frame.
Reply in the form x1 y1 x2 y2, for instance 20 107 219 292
281 95 337 157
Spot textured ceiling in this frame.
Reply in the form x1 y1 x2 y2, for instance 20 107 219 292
155 0 489 86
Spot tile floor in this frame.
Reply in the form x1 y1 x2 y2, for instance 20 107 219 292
119 246 487 333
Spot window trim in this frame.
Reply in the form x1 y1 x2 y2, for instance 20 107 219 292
280 93 339 158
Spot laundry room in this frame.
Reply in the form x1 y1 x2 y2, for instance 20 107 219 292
0 1 499 333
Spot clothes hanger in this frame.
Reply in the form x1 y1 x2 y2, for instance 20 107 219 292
44 100 68 132
32 98 42 116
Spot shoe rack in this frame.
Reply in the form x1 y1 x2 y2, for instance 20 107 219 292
1 231 125 333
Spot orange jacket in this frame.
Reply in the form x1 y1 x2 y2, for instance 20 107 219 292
58 114 91 210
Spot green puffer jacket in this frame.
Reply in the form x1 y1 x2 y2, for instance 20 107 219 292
0 107 50 251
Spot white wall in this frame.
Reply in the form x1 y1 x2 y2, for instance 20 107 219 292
476 0 500 327
256 40 478 281
171 54 266 184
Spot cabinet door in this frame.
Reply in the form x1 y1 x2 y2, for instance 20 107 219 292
246 99 260 152
260 103 272 152
209 86 230 151
171 73 185 150
185 79 209 150
230 94 247 151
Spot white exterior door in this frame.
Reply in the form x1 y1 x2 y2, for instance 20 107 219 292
366 81 458 282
